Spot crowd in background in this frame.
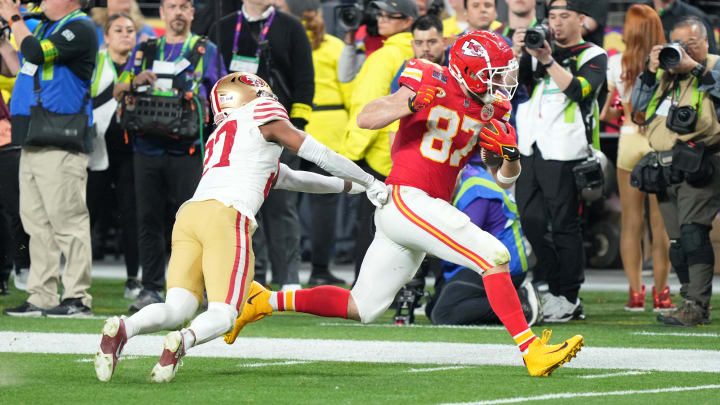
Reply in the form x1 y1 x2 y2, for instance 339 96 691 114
0 0 718 327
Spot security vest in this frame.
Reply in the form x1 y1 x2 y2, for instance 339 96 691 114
452 165 529 276
11 10 93 122
87 48 120 170
516 42 606 160
645 54 720 152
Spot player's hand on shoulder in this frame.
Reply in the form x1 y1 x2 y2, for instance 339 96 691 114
479 119 519 162
365 179 389 207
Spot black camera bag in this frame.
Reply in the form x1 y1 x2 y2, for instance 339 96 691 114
672 141 714 187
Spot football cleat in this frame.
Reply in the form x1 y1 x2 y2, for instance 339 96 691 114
94 316 128 382
522 329 584 377
150 331 186 383
223 281 273 344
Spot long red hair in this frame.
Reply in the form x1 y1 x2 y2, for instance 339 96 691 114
621 5 666 91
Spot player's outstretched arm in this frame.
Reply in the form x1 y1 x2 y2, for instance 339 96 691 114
356 86 416 130
273 163 365 194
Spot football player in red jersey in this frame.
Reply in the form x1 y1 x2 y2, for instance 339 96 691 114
231 31 585 376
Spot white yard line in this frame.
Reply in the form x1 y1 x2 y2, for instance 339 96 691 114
239 360 311 368
1 331 719 373
440 384 720 404
407 366 471 373
318 322 505 330
576 370 651 379
633 331 719 338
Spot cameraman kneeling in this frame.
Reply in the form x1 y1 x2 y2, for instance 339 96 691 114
632 16 720 327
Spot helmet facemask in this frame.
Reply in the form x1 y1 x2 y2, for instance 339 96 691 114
481 58 519 101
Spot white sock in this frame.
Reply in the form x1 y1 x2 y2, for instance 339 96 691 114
269 292 279 311
180 328 197 352
123 288 198 339
186 302 237 346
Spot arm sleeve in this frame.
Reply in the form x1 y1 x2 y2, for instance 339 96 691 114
631 72 659 112
338 44 365 83
274 163 345 193
287 19 314 125
21 20 96 66
562 53 608 103
297 134 375 187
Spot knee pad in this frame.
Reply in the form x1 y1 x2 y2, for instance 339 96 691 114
207 302 237 330
680 223 714 266
668 239 687 270
166 287 200 325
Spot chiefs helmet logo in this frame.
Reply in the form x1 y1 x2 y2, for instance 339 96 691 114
239 74 267 88
461 39 488 58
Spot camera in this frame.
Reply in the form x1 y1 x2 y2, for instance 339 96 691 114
524 20 551 50
666 104 697 134
334 0 378 34
658 40 689 70
573 147 607 203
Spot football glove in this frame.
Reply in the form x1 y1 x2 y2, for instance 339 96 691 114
489 95 512 122
479 119 520 161
366 179 389 207
409 84 438 113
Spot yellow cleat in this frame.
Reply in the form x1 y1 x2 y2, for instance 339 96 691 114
522 329 584 377
223 281 273 344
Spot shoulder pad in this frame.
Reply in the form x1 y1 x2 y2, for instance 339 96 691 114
399 59 449 92
253 98 289 125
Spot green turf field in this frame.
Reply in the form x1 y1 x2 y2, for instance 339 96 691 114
1 278 719 404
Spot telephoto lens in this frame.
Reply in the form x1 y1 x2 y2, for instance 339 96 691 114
658 41 688 70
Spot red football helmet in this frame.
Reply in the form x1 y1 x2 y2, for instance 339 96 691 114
449 30 518 101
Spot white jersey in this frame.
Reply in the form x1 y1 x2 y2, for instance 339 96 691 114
187 97 289 225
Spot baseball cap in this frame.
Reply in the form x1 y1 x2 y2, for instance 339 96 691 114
371 0 419 19
547 0 584 15
286 0 321 17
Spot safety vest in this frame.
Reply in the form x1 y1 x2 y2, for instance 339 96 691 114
451 165 529 276
10 10 93 123
87 48 120 170
644 54 720 151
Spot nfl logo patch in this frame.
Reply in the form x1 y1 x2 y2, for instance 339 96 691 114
432 70 447 83
481 104 494 121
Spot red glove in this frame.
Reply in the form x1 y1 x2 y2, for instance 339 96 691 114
479 119 519 161
409 84 438 113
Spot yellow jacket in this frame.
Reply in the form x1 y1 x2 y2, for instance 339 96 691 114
305 33 351 155
344 32 413 176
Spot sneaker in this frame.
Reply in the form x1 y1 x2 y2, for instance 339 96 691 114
124 278 142 300
45 298 92 318
307 272 346 286
13 267 29 291
652 285 675 313
223 281 273 344
129 289 164 312
522 329 584 376
541 294 579 323
150 330 186 383
94 316 128 382
657 299 710 327
3 301 44 317
517 281 542 326
624 285 646 312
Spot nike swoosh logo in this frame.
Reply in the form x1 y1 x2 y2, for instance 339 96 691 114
247 291 263 305
546 342 568 354
505 147 517 152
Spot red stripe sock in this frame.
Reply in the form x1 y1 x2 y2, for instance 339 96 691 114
482 272 536 351
295 286 350 319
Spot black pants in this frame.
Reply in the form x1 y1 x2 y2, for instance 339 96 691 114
430 269 525 325
298 160 340 274
515 149 585 302
87 150 138 278
134 152 201 292
353 160 386 281
253 149 301 286
0 148 30 276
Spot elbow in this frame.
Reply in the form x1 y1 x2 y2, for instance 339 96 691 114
356 113 375 130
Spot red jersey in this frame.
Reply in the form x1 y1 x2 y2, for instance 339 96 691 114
386 59 490 201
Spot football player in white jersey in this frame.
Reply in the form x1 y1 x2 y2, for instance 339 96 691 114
94 72 390 383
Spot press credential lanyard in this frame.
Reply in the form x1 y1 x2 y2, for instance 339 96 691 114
229 9 276 73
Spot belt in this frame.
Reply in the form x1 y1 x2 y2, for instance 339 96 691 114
312 104 345 111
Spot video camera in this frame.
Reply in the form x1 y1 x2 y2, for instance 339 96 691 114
658 40 689 70
335 0 379 34
524 19 551 50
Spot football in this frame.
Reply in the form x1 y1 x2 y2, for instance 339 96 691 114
481 148 503 168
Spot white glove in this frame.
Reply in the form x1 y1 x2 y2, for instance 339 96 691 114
348 182 366 194
365 179 389 207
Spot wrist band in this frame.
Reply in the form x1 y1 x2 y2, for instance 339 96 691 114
408 96 418 113
542 59 554 69
497 165 521 184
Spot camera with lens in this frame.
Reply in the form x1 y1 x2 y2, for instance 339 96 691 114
335 0 378 34
658 40 689 70
524 20 551 50
666 104 697 134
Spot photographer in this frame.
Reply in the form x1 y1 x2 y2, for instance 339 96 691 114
113 0 225 311
514 0 607 323
2 0 97 317
631 16 720 327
